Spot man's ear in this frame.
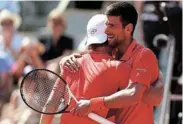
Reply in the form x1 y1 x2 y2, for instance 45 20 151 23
125 23 133 35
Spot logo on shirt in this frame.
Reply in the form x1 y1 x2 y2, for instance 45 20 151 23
136 68 147 72
136 68 147 76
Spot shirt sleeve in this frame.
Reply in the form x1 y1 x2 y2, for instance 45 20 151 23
130 48 159 89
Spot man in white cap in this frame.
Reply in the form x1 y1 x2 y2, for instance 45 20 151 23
40 14 132 124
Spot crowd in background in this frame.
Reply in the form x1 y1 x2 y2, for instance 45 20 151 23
0 1 182 124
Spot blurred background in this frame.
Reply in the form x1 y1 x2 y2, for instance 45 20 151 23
0 1 182 124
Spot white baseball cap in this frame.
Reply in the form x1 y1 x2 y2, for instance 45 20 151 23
86 14 107 46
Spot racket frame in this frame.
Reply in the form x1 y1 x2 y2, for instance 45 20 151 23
20 68 70 114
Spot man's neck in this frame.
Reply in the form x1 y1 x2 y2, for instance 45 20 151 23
118 37 133 54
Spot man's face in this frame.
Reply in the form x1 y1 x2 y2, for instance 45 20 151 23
48 18 65 34
1 19 14 33
105 16 126 49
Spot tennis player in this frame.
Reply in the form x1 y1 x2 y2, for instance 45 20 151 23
63 2 164 124
40 14 133 124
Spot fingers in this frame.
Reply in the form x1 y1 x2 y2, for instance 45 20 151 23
159 71 164 79
158 71 164 83
65 58 78 72
154 72 164 88
70 107 82 117
70 100 90 117
73 53 82 58
70 108 75 115
71 55 80 69
60 53 81 72
70 103 85 117
68 56 80 72
65 59 77 72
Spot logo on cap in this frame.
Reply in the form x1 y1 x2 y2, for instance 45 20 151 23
90 29 97 35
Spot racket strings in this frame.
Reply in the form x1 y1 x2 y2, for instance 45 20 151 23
21 70 70 113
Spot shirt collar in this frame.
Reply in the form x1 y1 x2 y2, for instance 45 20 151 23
120 39 137 61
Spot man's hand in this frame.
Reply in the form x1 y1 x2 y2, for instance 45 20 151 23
153 71 164 88
59 53 82 72
71 100 91 117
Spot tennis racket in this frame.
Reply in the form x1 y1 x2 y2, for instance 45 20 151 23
20 68 115 124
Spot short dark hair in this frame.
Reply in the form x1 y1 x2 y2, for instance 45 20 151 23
105 2 138 35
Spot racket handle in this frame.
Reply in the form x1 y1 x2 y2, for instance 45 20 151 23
88 113 115 124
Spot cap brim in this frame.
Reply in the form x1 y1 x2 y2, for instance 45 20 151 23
86 34 107 46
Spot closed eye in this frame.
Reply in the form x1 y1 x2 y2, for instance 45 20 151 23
106 22 120 29
106 23 114 28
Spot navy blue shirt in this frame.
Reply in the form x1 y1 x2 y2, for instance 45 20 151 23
38 34 73 61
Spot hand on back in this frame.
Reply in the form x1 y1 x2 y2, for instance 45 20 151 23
59 53 82 72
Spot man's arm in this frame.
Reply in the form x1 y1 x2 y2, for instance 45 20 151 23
39 77 64 124
72 81 147 117
142 72 164 106
104 81 147 108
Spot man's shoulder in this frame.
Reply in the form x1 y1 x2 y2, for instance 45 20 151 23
134 46 158 68
139 47 157 58
129 43 158 66
134 43 156 58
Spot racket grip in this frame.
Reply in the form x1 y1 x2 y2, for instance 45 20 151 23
88 113 115 124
